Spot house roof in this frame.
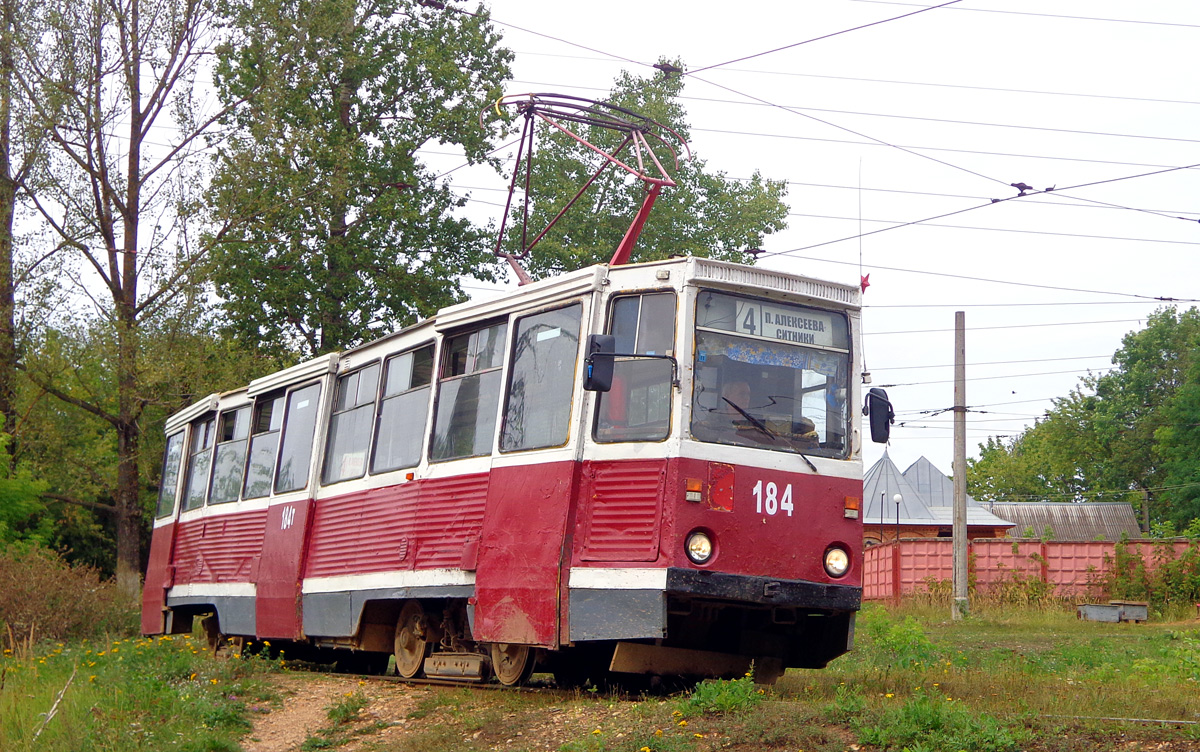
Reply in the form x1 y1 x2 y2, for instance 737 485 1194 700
863 453 1015 530
986 502 1143 541
902 456 981 508
863 452 937 525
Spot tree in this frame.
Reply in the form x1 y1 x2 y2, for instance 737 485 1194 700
499 64 789 279
18 309 281 575
967 307 1200 529
209 0 514 358
0 0 48 454
1150 310 1200 526
15 0 253 594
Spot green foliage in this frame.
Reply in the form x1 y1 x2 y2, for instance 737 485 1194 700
855 690 1031 752
968 307 1200 529
0 427 49 544
326 690 369 724
824 682 866 723
677 671 764 717
17 315 282 575
1132 630 1200 682
0 544 137 648
986 562 1058 606
502 63 789 279
210 0 514 357
0 633 279 751
1089 539 1200 608
856 606 939 668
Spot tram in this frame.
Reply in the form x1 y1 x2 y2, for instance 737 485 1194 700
142 255 891 685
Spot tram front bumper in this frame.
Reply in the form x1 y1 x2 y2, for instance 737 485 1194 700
665 567 861 611
567 566 860 643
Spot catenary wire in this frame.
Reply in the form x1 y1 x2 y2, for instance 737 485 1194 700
507 80 1200 147
785 211 1200 246
513 51 1200 108
695 125 1200 172
438 172 1200 218
848 1 1200 30
866 319 1147 336
687 0 964 75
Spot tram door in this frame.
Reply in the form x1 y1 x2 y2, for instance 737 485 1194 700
472 303 585 647
142 430 187 634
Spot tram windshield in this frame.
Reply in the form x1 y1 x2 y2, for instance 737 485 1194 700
691 291 850 459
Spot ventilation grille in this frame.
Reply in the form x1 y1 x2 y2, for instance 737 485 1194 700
692 260 859 307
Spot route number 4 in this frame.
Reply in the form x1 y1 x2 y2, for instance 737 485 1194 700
753 480 794 517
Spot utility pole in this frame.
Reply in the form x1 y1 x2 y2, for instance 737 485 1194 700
952 311 968 620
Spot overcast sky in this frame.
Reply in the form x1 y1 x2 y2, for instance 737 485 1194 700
424 0 1200 478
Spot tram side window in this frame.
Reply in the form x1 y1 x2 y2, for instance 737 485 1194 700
275 382 322 493
431 322 507 461
156 431 185 518
372 345 433 473
323 363 381 484
182 416 215 511
209 407 251 504
500 304 582 452
243 395 284 499
595 292 676 443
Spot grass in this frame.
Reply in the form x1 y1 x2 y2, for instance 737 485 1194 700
356 602 1200 752
5 600 1200 751
0 633 280 752
780 602 1200 751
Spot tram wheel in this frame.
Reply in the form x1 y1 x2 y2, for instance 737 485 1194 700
393 601 429 678
490 642 534 686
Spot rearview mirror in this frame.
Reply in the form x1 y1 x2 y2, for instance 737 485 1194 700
584 334 615 392
864 387 893 444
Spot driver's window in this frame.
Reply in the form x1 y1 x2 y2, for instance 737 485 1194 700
594 291 676 443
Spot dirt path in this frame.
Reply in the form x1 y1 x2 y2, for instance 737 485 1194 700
241 674 419 752
239 673 643 752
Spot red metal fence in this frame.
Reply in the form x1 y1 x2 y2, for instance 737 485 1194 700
863 538 1194 600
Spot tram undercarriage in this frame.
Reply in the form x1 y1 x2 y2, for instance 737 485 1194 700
170 591 856 687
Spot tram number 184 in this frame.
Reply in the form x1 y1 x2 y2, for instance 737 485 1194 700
752 480 794 517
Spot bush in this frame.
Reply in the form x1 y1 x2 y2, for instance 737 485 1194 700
1093 539 1200 608
856 606 939 668
0 543 137 650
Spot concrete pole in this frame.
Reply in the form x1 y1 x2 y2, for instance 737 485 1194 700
952 311 969 619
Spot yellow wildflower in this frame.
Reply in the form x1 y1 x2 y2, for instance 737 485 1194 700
885 693 894 699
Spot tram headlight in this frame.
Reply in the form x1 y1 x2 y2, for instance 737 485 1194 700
823 547 850 578
685 530 714 564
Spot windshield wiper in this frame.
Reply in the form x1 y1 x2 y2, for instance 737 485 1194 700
722 397 819 473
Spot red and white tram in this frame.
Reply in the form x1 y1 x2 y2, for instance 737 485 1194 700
142 256 888 685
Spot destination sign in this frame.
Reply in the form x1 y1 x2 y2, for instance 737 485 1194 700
733 301 839 348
